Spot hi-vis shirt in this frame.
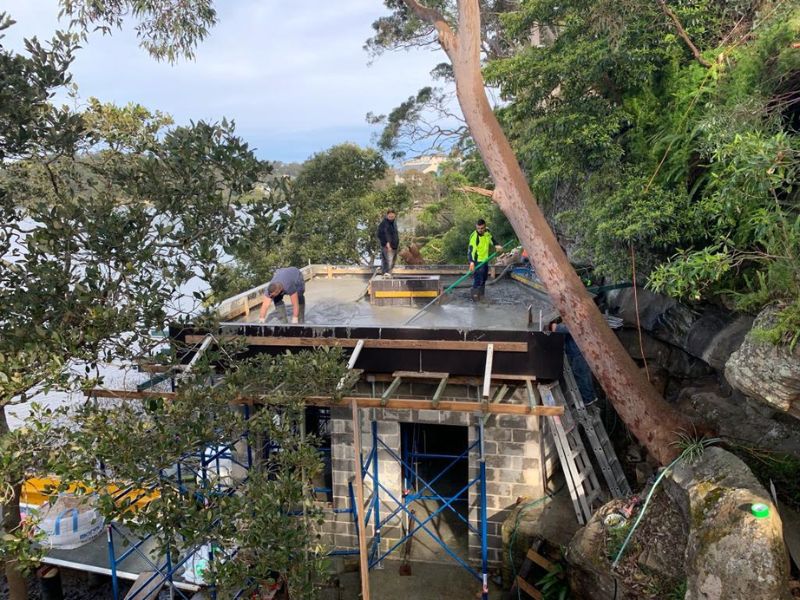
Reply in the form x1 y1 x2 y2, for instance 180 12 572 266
468 229 497 264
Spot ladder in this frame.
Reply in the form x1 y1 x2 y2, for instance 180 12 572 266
509 540 559 599
538 381 602 525
562 362 631 498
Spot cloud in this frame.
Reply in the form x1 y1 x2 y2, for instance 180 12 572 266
2 0 458 162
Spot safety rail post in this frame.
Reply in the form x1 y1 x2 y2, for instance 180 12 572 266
479 418 489 600
107 524 119 600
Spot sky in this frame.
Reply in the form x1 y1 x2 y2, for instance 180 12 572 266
2 1 454 162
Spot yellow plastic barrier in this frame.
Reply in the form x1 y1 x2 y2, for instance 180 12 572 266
22 477 160 512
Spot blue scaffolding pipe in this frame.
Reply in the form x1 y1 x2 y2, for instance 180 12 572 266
370 474 481 576
407 451 469 460
479 419 489 600
364 465 481 580
107 408 257 600
370 421 381 567
412 494 468 502
377 437 480 536
106 526 119 600
103 402 355 599
389 437 477 502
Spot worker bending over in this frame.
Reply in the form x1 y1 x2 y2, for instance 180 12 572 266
467 218 503 302
258 266 306 324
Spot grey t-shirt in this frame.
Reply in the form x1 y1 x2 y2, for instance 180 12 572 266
269 267 305 296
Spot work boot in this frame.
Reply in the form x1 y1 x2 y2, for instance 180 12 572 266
479 286 486 302
471 288 480 302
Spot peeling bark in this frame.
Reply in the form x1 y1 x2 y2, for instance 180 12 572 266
401 0 695 465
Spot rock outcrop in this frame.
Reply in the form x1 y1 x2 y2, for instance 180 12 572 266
664 447 791 600
725 307 800 418
605 288 753 370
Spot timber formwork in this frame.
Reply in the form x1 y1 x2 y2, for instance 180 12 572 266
165 266 564 593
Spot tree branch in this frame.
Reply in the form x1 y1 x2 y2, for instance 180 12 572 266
458 185 494 197
401 0 457 55
657 0 711 68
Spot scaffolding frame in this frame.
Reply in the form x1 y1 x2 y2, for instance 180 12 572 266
354 415 491 600
106 409 254 600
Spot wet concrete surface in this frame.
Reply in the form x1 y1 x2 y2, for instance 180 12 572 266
241 275 553 331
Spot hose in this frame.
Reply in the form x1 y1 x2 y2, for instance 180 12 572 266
404 239 517 325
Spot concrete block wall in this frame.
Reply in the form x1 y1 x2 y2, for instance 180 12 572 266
467 409 545 566
325 392 545 568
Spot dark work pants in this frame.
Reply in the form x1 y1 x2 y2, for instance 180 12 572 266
274 292 306 323
472 263 489 289
381 246 396 274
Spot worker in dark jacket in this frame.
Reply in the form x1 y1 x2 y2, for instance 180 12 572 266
467 218 503 301
258 266 306 324
377 209 399 277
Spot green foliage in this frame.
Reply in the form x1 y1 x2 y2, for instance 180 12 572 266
216 143 411 299
0 14 269 583
535 563 570 600
59 0 218 62
484 0 800 343
728 443 800 511
414 172 514 264
606 519 634 561
9 348 350 598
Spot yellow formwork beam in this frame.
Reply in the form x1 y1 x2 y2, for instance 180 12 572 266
373 290 440 298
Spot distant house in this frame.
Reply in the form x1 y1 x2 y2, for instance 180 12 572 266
394 154 448 183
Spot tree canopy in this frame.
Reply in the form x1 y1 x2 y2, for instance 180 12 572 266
214 143 411 298
0 12 270 597
482 0 800 345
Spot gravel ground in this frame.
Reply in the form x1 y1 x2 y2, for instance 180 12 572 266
1 568 132 600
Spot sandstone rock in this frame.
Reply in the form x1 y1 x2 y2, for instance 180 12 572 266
664 447 791 600
565 505 637 600
677 385 800 456
725 307 800 417
605 289 752 370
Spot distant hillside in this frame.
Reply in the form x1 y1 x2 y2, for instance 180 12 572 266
270 161 303 178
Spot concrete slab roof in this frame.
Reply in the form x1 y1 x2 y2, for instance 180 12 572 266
220 265 554 331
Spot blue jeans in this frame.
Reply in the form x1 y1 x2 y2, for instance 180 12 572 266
554 324 595 404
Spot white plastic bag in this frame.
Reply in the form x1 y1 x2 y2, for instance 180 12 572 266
36 494 105 550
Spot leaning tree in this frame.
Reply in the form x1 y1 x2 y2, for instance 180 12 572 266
383 0 694 465
53 0 694 467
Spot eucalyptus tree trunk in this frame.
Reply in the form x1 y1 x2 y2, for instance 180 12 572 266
401 0 693 465
1 410 28 600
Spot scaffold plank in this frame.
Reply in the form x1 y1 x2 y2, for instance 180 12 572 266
86 389 564 416
185 334 528 353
